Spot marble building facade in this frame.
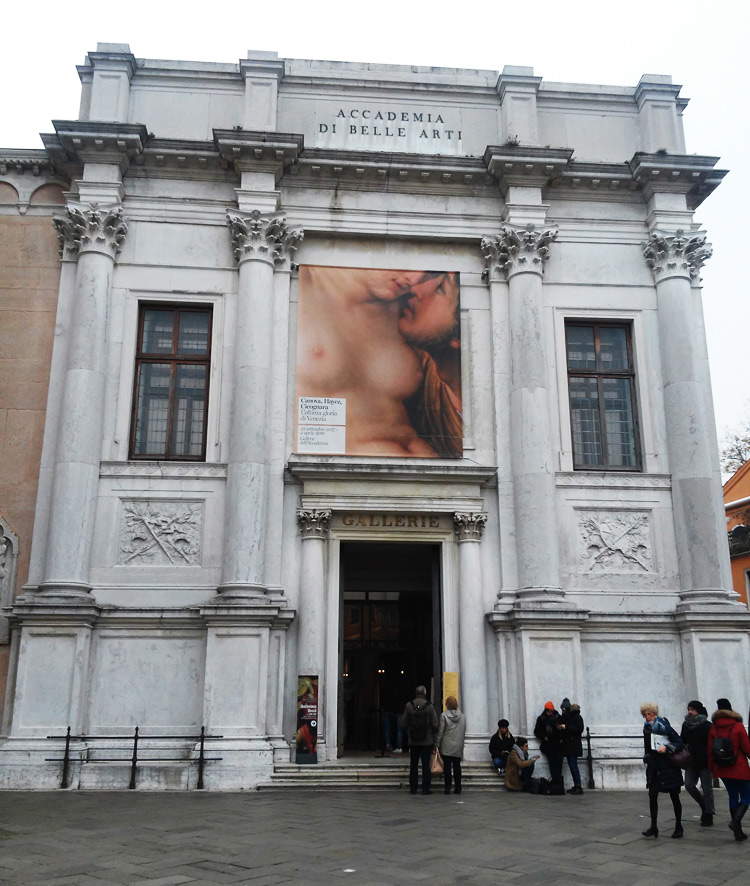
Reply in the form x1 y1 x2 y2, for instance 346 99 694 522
0 43 748 789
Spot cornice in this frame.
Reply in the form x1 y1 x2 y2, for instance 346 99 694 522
628 152 727 208
484 144 574 190
0 149 52 176
213 129 304 177
44 120 149 175
130 138 230 179
287 458 497 486
291 147 493 190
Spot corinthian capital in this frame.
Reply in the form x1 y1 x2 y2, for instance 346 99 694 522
52 204 128 260
297 509 332 540
453 512 488 542
227 210 303 266
481 224 557 282
642 229 712 283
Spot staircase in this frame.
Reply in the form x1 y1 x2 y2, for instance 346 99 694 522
257 758 505 792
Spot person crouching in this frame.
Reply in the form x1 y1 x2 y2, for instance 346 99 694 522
505 737 540 792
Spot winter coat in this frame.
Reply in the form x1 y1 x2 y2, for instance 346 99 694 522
488 731 515 760
534 710 565 756
707 709 750 781
505 745 535 792
436 709 466 759
643 717 684 793
680 712 711 771
561 705 584 757
401 697 439 747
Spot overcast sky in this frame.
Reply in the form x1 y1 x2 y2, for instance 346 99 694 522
2 0 747 443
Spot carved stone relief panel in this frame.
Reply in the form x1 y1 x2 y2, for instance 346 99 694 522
118 500 203 566
577 510 654 574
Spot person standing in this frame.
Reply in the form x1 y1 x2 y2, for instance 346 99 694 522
680 700 714 826
641 703 684 839
707 698 750 841
534 701 566 795
560 698 584 795
401 685 439 795
488 719 514 774
436 695 466 795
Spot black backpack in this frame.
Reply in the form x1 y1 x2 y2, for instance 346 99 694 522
712 736 736 767
409 702 432 742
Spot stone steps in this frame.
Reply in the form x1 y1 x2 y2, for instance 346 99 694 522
257 761 506 792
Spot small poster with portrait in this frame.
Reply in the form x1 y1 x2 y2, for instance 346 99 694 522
295 675 319 765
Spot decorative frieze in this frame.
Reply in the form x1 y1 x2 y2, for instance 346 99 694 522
226 210 303 266
297 509 332 539
578 510 653 574
481 224 557 282
52 204 128 260
119 501 203 566
453 512 487 542
642 229 712 283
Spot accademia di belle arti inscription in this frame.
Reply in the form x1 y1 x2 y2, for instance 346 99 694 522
319 108 462 141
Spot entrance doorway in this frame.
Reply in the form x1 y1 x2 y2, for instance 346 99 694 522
338 542 442 754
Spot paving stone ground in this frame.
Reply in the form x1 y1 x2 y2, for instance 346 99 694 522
0 788 747 886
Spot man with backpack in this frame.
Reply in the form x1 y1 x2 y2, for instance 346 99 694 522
401 685 439 794
708 698 750 841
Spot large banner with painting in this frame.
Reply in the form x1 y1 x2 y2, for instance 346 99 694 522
295 266 462 458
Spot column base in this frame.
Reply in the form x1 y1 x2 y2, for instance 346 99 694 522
513 587 571 609
676 588 744 612
35 581 93 600
215 582 269 601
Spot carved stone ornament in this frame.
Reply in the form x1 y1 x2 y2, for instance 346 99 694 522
52 203 128 260
453 512 488 542
119 500 203 566
297 509 332 539
0 519 19 643
226 210 303 266
578 510 654 574
481 224 557 282
642 229 712 283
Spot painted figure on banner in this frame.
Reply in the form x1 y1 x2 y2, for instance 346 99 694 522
296 266 462 457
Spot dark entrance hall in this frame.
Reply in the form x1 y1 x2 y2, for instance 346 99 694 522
338 541 441 754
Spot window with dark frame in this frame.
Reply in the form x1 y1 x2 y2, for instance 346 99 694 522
565 321 641 470
130 305 212 461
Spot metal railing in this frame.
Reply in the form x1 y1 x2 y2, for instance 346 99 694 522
45 726 223 790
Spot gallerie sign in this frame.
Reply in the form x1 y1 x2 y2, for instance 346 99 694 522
319 107 463 142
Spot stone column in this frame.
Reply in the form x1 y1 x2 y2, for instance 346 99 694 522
453 512 489 738
297 509 331 751
481 226 563 604
40 205 127 596
220 211 302 598
643 230 735 607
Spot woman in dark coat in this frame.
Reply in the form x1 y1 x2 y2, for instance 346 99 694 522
560 698 584 794
641 702 684 839
680 700 714 826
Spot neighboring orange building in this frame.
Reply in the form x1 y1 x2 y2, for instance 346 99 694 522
724 459 750 607
0 159 65 715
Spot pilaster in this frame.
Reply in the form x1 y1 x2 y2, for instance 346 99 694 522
240 52 285 132
634 74 685 155
40 202 129 599
642 229 736 609
453 512 489 742
495 65 542 145
79 43 137 124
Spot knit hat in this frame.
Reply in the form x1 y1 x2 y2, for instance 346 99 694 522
716 698 732 711
544 701 555 711
561 697 572 712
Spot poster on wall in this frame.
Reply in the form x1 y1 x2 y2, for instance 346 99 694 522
296 266 462 458
295 675 319 764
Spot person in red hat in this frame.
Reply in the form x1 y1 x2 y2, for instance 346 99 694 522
533 701 566 795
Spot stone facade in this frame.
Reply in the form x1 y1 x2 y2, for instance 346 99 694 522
0 44 748 790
